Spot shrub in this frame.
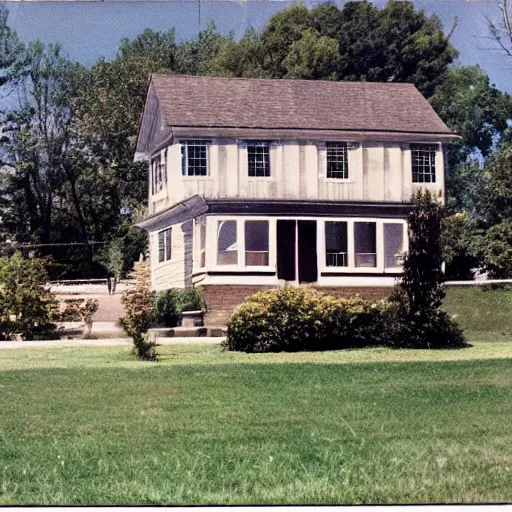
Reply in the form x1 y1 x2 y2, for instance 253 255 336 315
0 252 58 340
154 288 205 327
394 191 467 348
224 286 392 353
386 288 466 349
120 258 157 361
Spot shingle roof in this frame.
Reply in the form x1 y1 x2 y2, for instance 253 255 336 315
150 74 454 136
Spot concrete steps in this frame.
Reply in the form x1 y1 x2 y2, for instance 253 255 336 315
147 326 227 342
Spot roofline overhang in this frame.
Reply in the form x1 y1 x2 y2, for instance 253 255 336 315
136 196 414 232
169 125 460 142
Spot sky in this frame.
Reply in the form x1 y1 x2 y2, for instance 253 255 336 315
1 0 512 92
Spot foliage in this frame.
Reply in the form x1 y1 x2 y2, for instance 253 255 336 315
391 191 467 348
429 66 512 211
386 287 466 348
0 252 57 340
400 190 447 314
154 288 205 327
479 220 512 278
441 213 482 280
481 143 512 225
223 1 457 97
120 258 157 360
224 286 392 353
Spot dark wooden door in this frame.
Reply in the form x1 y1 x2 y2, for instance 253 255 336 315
277 220 296 281
298 220 318 283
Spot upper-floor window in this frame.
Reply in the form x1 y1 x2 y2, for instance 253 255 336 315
411 144 437 183
247 141 270 177
181 140 210 176
151 150 167 194
158 227 172 263
326 142 349 179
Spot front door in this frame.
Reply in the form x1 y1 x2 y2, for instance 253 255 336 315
298 220 318 283
276 220 317 283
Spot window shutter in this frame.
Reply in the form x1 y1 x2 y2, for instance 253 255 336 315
158 231 165 263
165 228 172 261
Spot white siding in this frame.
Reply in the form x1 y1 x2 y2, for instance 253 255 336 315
149 140 446 214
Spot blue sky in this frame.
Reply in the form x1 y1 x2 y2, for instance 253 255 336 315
1 0 512 92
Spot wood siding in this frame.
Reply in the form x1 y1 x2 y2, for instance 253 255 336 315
150 140 445 214
150 220 193 291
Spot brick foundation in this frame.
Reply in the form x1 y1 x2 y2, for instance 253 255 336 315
198 284 392 327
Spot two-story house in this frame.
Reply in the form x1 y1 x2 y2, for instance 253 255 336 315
135 74 458 325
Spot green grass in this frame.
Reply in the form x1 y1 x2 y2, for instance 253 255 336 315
444 286 512 341
2 342 512 504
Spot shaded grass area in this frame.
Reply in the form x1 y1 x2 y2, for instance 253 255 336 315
1 343 512 504
443 286 512 341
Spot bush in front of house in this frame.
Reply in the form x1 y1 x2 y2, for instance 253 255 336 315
154 288 205 327
223 286 393 353
0 252 58 341
225 192 467 353
120 258 157 361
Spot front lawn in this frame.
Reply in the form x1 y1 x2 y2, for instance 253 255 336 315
1 342 512 504
443 286 512 341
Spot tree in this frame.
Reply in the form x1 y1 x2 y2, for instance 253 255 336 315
120 257 157 361
400 190 446 315
0 5 23 87
488 0 512 57
441 212 482 280
0 252 57 339
429 66 512 212
480 143 512 225
390 191 466 348
225 1 457 97
480 220 512 278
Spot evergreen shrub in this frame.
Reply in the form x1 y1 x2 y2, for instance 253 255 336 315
223 286 393 353
154 288 205 327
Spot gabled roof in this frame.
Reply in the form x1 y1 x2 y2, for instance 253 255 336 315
136 74 458 157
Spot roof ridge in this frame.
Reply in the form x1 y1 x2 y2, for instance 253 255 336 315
150 73 417 88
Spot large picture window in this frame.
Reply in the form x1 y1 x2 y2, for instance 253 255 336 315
411 144 437 183
181 140 210 176
354 222 376 268
247 141 270 177
217 220 238 265
326 142 349 179
325 221 348 267
158 228 172 263
245 220 269 266
384 223 404 268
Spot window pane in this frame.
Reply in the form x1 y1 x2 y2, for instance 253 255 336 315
217 220 238 265
165 228 172 261
354 222 376 268
158 231 165 263
247 142 270 177
411 144 436 183
182 140 210 176
325 221 348 267
384 223 404 268
326 142 348 179
245 220 269 266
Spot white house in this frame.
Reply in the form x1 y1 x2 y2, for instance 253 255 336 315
135 74 458 324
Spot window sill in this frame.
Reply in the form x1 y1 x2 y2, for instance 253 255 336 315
323 178 353 184
182 176 212 180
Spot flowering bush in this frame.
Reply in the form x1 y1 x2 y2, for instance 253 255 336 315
224 286 393 353
120 258 157 360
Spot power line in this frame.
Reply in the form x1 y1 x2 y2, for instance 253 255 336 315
9 241 108 248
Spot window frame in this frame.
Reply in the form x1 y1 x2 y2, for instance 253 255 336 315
181 139 211 177
157 227 172 264
244 220 270 267
326 142 350 180
246 141 271 178
411 143 437 184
